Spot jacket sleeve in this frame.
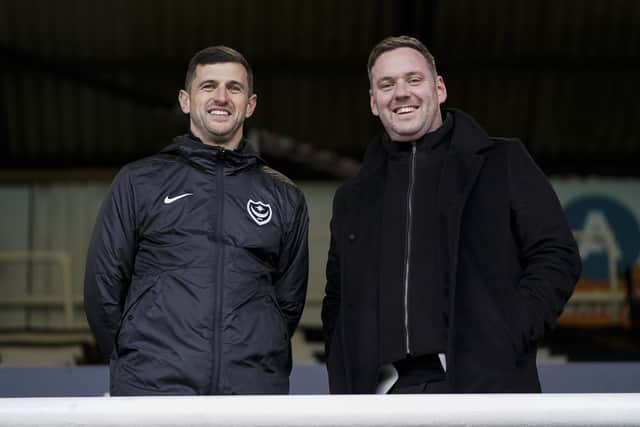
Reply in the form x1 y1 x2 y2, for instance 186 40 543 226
274 190 309 338
507 140 582 354
321 193 341 357
84 168 138 361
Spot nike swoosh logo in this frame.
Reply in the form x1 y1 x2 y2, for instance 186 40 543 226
164 193 193 204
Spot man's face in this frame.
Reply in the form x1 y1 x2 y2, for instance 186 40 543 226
178 63 257 149
369 47 447 142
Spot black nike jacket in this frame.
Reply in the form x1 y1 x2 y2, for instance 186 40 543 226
84 134 309 395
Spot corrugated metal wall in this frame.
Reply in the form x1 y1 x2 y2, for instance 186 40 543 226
1 0 638 174
430 0 638 163
0 0 395 166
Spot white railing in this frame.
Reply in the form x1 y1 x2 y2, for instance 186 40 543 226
0 394 638 426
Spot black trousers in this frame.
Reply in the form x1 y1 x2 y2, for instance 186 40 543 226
388 354 450 394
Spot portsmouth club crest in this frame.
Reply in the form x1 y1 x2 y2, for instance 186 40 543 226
247 199 272 226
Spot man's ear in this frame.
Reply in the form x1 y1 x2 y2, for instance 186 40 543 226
369 89 379 116
178 89 190 114
245 93 257 118
436 76 447 105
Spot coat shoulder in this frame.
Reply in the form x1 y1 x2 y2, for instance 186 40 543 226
257 165 307 213
487 137 531 154
486 137 521 153
480 138 534 166
332 176 363 211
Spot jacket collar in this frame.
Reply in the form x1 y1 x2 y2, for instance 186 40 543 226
160 133 264 174
447 108 493 155
382 110 454 156
359 108 493 178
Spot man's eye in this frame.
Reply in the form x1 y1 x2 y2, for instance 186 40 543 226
202 85 214 91
380 83 393 90
408 78 422 84
228 86 242 93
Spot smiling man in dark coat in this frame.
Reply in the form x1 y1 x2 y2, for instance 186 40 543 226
85 46 309 395
321 36 581 394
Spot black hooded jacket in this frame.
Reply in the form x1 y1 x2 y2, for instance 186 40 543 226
84 134 309 395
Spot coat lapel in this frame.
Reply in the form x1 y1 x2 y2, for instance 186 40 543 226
438 109 493 289
437 109 494 388
439 151 485 286
438 150 484 390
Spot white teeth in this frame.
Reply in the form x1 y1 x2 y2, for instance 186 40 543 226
396 106 416 114
208 110 230 116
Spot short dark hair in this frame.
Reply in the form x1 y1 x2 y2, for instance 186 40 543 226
367 36 437 82
184 46 254 94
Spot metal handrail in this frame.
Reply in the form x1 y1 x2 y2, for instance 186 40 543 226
0 394 638 426
0 251 75 327
572 227 623 321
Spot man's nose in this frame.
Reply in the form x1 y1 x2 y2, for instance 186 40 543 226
393 79 410 98
213 86 229 103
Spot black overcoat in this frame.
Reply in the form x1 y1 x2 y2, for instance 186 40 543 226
321 109 581 393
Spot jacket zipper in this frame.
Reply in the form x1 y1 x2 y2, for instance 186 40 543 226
212 152 225 392
404 142 416 355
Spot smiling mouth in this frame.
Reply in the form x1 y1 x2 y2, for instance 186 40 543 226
207 108 231 116
393 106 418 115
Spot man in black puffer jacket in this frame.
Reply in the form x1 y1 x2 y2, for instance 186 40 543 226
84 46 309 395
